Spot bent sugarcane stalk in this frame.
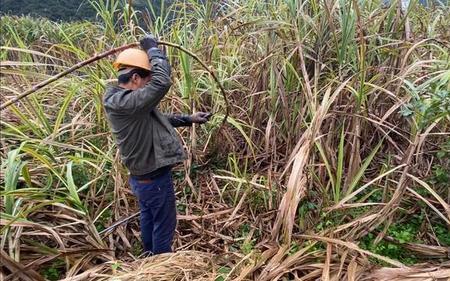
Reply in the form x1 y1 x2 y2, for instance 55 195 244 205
0 41 230 123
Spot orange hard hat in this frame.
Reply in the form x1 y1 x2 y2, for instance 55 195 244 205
113 48 151 71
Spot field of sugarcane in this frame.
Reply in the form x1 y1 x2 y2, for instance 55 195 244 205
1 0 449 280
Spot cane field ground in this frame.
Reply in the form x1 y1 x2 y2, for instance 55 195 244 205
0 0 449 280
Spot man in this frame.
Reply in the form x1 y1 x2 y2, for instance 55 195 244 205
103 33 211 255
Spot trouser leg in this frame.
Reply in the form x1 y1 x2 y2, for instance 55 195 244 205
138 201 154 254
151 171 177 254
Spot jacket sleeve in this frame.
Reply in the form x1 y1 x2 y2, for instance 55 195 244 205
164 114 193 127
109 49 172 114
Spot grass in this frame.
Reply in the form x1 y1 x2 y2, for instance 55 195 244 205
1 0 450 280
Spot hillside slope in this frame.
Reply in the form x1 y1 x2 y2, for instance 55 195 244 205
0 0 174 21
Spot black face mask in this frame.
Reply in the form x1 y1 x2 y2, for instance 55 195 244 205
118 68 150 84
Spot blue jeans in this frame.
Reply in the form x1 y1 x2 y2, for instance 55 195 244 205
129 169 176 255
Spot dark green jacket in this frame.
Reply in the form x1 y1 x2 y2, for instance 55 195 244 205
103 51 192 176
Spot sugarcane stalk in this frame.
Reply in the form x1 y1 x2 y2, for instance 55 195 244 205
0 41 230 123
99 211 140 236
1 42 134 110
161 41 230 120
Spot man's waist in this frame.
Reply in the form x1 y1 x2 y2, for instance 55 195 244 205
130 165 172 181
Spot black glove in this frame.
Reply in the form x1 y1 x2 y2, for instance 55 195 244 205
140 33 166 60
190 112 212 124
140 33 158 51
